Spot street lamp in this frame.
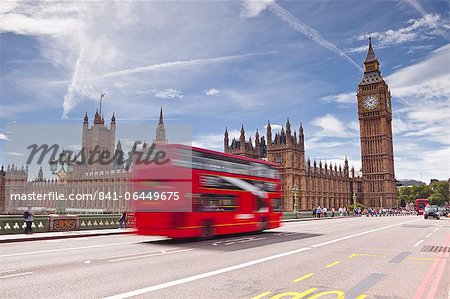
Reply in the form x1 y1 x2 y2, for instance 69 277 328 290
292 184 299 213
50 150 75 214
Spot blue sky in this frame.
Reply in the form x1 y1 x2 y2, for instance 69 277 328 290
0 0 449 182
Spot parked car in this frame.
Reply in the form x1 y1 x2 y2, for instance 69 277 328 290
424 205 440 219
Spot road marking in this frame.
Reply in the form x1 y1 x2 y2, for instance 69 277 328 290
97 249 180 260
355 295 368 299
292 273 314 283
250 292 272 299
413 235 450 299
84 260 91 264
414 240 424 247
425 233 432 238
0 241 145 259
433 228 439 232
271 288 317 299
103 218 419 299
102 247 312 299
389 251 411 263
109 248 194 262
407 257 436 262
346 273 385 299
311 218 420 248
308 290 345 299
348 253 385 259
0 272 33 279
424 237 450 299
325 261 340 268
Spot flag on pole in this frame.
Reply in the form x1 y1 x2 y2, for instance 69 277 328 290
100 92 106 99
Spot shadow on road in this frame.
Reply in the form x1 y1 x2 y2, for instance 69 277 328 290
146 231 322 252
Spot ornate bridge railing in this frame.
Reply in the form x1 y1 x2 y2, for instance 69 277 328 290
0 214 123 234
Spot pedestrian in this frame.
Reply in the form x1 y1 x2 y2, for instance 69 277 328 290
331 207 335 217
323 207 327 218
339 207 343 217
312 208 316 218
24 206 34 234
119 211 127 229
317 206 322 219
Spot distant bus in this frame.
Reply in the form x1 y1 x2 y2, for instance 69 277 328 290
132 145 283 238
415 198 428 215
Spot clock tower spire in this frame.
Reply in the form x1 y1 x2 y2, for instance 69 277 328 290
357 38 396 208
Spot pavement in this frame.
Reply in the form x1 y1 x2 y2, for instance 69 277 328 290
0 215 449 299
0 228 135 243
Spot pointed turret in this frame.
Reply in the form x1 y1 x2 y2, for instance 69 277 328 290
159 106 164 125
111 112 116 124
37 166 44 181
363 37 380 73
267 121 272 144
155 107 167 143
83 112 89 124
224 127 229 152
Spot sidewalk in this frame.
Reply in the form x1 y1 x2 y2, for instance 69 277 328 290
281 215 357 223
0 228 135 244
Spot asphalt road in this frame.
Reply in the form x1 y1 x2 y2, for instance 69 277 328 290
1 216 449 299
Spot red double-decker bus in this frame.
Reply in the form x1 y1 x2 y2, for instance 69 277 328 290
415 198 428 215
132 145 283 238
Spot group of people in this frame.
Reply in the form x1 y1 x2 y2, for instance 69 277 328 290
312 206 351 218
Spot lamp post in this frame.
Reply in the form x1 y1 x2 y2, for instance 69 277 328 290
292 184 299 213
50 150 75 214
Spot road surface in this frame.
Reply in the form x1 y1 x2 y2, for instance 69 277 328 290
1 216 449 298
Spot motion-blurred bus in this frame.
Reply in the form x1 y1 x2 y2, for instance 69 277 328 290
415 198 428 215
132 145 283 238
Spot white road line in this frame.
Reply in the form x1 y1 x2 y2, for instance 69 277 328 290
97 248 180 260
103 247 312 299
0 241 144 259
0 272 33 279
434 228 439 232
103 218 419 299
425 233 432 238
414 240 424 247
311 218 420 248
110 248 194 263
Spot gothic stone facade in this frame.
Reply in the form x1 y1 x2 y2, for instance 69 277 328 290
225 120 358 211
0 109 167 214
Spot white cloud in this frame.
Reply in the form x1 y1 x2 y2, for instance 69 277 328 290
153 88 184 99
321 92 355 104
240 0 274 18
205 88 221 96
0 133 10 141
311 114 356 138
349 14 448 52
4 152 24 156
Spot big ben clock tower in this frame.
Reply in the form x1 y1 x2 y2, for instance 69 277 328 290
357 38 397 208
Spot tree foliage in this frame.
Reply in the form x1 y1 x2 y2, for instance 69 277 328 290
397 180 449 206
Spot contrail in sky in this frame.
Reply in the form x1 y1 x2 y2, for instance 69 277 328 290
51 51 274 86
267 2 363 72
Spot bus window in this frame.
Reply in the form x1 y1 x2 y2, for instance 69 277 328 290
272 198 283 212
194 194 237 212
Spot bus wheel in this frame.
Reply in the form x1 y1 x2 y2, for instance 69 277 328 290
258 218 268 232
424 215 428 219
201 221 214 239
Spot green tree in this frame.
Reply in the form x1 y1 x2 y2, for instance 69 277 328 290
429 181 449 205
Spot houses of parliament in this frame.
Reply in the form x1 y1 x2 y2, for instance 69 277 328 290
0 39 397 213
225 38 397 210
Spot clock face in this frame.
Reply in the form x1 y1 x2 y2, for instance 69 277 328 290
363 95 379 110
